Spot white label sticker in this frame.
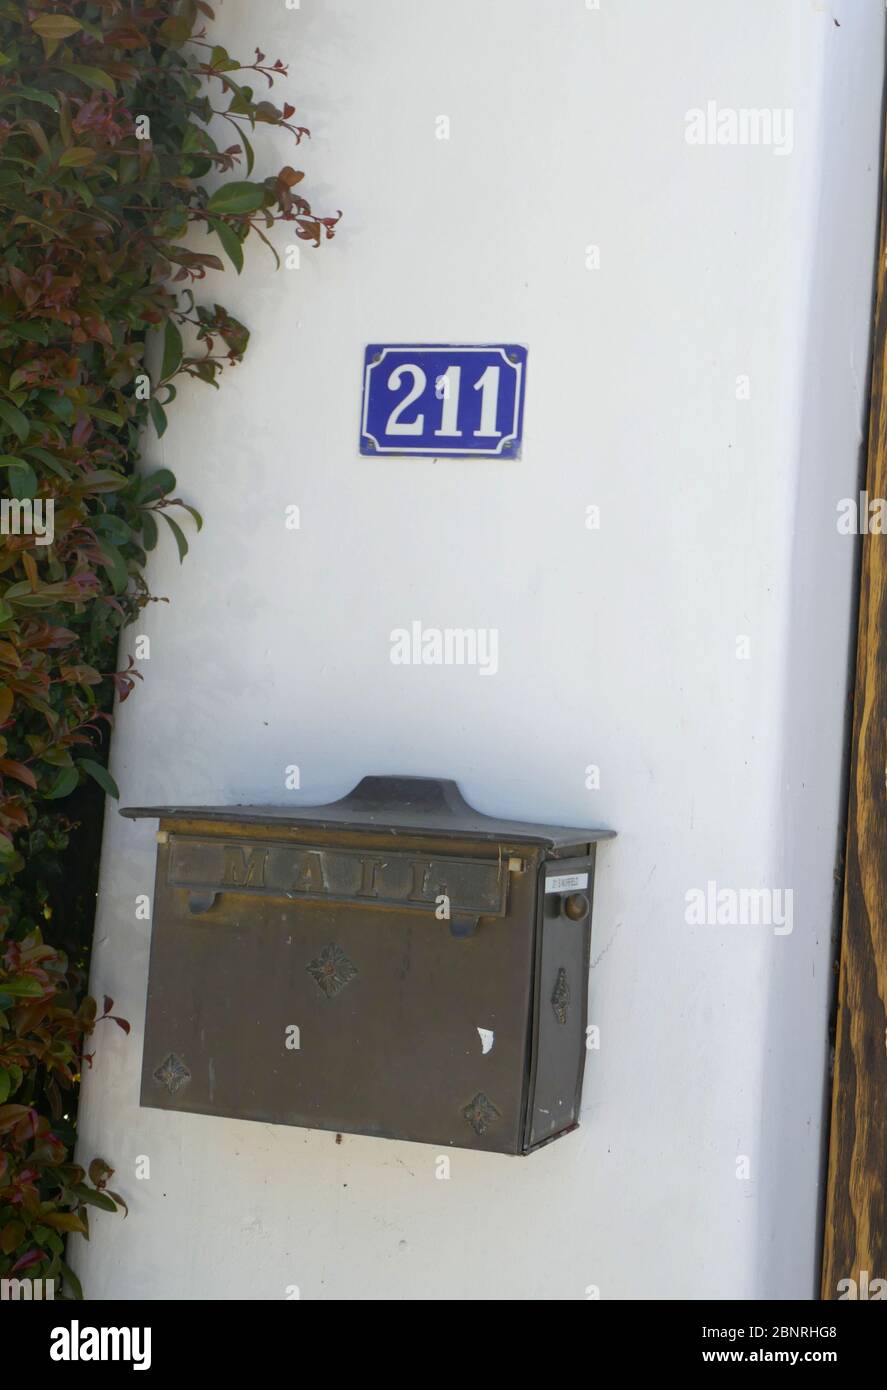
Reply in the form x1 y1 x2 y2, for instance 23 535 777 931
545 872 589 894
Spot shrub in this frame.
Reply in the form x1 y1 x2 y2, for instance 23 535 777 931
0 0 337 1294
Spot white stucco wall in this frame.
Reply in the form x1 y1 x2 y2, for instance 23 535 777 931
74 0 883 1300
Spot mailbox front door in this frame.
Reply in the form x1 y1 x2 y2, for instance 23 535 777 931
143 827 541 1152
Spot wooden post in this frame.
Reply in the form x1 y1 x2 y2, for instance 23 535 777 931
821 120 887 1299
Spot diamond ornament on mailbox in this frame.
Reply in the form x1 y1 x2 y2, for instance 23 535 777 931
124 776 614 1154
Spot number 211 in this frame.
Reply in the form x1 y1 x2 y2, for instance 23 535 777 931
385 364 501 437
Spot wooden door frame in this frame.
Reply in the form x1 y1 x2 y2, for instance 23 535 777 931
821 97 887 1301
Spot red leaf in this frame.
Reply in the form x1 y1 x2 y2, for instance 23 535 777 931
10 1248 44 1275
277 166 304 188
72 415 93 447
0 760 37 790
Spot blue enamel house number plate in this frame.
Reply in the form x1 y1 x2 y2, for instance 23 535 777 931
360 344 527 458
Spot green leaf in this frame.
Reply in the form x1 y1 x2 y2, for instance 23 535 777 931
162 512 189 563
0 977 44 998
211 218 244 274
159 10 196 43
57 64 117 94
0 88 59 113
0 1217 24 1252
75 468 127 493
138 468 176 504
160 319 183 381
44 765 79 801
118 153 139 185
0 457 38 498
140 511 158 551
89 407 125 426
11 465 37 499
24 447 71 481
226 80 255 117
241 130 255 177
147 397 167 438
177 502 203 532
32 15 82 41
76 759 119 800
59 147 97 169
93 513 133 545
41 1211 87 1235
5 323 50 344
44 394 74 424
0 400 29 444
71 1185 118 1213
206 181 266 215
181 124 204 154
97 540 128 593
60 1260 84 1301
0 1071 10 1105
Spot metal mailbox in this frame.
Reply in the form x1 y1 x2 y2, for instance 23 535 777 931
123 776 614 1155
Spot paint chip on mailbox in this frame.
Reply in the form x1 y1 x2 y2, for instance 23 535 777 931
360 344 527 457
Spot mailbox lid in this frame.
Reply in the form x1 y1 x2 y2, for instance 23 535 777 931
122 774 616 851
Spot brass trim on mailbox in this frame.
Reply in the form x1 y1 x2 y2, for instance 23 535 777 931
167 833 510 919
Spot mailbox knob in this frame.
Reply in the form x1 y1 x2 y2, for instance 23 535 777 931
562 892 589 922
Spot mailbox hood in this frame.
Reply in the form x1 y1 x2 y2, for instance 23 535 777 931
121 774 616 850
